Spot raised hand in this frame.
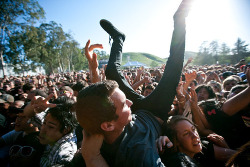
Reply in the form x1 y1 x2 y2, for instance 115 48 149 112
185 70 197 83
85 39 103 70
207 133 229 148
156 136 173 154
31 93 57 113
189 88 198 108
174 0 194 18
84 40 103 83
81 130 108 166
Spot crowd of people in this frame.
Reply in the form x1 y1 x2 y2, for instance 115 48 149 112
0 0 250 166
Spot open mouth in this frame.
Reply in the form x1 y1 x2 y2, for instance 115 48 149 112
193 139 201 146
242 116 250 127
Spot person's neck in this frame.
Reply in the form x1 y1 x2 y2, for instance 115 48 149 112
104 128 124 144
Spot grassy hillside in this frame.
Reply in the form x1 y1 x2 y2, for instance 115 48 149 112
121 51 197 67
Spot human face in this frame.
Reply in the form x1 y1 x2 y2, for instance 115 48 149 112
143 88 153 97
197 88 209 101
39 113 64 146
110 88 133 131
15 113 31 132
224 80 237 91
59 90 72 98
175 120 202 158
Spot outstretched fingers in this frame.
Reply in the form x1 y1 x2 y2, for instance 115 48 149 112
89 44 103 52
84 39 103 62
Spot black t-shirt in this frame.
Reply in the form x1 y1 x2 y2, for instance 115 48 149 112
200 101 250 149
194 139 224 167
9 131 45 167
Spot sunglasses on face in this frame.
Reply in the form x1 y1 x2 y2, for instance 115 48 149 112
9 145 36 157
59 90 68 95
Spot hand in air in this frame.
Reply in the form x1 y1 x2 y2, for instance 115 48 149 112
85 39 103 70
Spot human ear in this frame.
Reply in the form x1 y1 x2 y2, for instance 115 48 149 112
101 122 115 132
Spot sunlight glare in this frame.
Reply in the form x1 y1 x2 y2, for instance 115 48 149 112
187 0 237 50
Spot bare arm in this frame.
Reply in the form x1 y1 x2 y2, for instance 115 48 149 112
222 68 250 116
131 69 143 85
132 76 151 91
213 145 236 161
189 89 214 136
183 70 197 94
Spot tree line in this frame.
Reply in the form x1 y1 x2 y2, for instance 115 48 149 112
193 39 250 65
1 0 249 76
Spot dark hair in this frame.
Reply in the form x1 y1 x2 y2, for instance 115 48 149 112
163 115 196 154
46 104 77 133
30 89 48 98
195 84 216 99
76 80 119 135
53 96 75 112
22 83 35 93
230 84 247 94
71 81 88 92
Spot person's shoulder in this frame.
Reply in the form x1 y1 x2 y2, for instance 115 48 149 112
2 130 22 139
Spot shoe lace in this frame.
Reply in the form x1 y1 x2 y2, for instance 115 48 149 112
109 35 112 47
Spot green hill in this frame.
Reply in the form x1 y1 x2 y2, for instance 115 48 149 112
121 51 197 67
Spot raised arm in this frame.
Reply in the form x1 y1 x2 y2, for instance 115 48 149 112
84 40 103 83
23 94 56 118
137 0 194 121
189 88 214 136
222 67 250 116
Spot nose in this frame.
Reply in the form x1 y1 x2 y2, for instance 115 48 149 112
191 131 199 139
127 99 133 107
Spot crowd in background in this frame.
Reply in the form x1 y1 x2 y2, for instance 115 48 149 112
0 57 249 166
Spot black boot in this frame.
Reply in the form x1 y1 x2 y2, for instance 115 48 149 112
100 19 125 41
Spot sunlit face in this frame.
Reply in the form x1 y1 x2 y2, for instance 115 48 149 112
224 80 237 91
197 88 209 101
110 88 133 131
175 120 202 158
59 90 72 98
39 113 65 146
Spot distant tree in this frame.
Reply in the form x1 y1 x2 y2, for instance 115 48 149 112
193 41 214 65
38 21 67 74
232 38 249 62
0 0 45 76
150 61 158 68
5 25 42 75
220 43 231 56
61 39 84 72
209 40 219 62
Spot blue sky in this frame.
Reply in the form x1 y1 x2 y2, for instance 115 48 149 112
38 0 250 58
